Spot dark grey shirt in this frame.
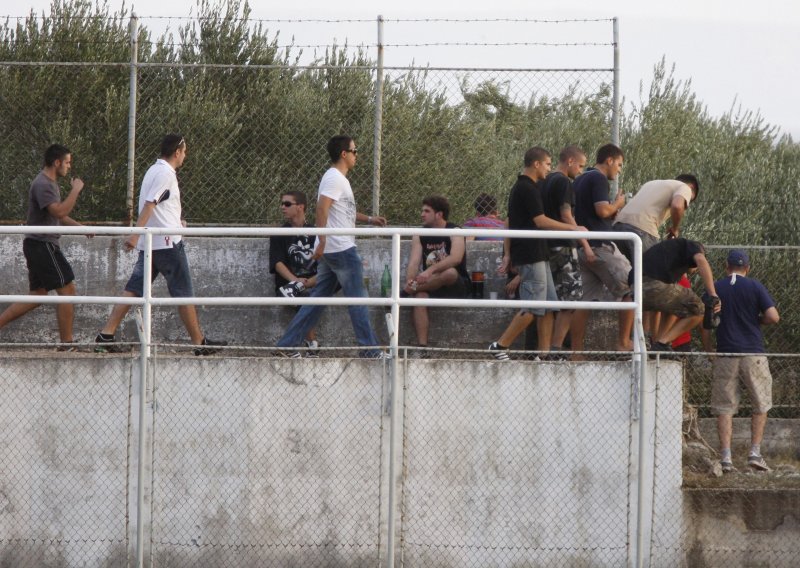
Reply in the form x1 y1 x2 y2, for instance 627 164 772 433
25 171 61 243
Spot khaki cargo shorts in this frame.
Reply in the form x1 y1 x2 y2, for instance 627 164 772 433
711 355 773 415
641 277 704 317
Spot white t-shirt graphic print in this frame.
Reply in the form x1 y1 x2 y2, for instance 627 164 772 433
317 167 357 254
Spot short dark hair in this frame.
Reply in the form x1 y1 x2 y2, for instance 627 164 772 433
676 173 700 199
473 193 497 216
423 195 450 221
523 146 551 168
160 134 186 158
558 145 585 163
327 135 354 163
282 190 307 208
44 144 71 167
596 143 624 164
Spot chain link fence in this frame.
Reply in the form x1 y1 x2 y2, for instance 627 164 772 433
0 13 616 226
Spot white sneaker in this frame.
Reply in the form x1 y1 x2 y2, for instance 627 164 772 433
304 340 320 358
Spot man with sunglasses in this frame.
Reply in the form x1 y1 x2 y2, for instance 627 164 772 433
95 134 226 355
276 135 387 357
269 191 320 356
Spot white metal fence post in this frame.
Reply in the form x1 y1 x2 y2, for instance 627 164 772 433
126 14 139 226
372 15 385 217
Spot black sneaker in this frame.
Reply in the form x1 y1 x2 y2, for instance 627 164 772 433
279 281 306 298
194 337 228 356
650 341 673 352
95 333 125 353
488 342 509 361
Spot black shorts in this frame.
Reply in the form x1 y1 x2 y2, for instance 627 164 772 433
23 238 75 291
429 275 469 299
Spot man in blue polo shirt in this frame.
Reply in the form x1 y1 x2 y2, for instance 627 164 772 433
710 249 779 473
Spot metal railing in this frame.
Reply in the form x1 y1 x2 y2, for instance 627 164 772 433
0 225 648 567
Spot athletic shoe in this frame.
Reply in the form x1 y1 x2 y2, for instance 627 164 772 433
194 337 228 356
359 350 391 359
279 281 306 298
720 460 735 473
488 342 509 361
56 342 79 352
304 340 320 358
748 454 770 471
94 333 125 353
650 341 673 352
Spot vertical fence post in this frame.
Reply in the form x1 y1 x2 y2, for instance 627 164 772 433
384 233 402 568
135 231 152 568
126 14 139 226
372 15 385 217
611 17 620 146
610 17 621 199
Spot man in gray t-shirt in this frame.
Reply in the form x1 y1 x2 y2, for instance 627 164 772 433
0 144 87 348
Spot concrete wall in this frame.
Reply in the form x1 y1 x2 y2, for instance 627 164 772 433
0 354 680 567
0 235 617 350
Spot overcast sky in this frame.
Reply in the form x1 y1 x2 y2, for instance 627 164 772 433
11 0 800 139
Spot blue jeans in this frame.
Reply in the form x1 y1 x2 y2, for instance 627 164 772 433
276 246 379 350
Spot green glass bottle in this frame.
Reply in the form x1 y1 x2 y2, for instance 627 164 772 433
380 264 391 297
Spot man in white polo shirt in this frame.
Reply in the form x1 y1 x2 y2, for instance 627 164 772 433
95 134 226 355
276 135 387 357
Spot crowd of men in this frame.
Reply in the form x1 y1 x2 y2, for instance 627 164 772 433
0 135 781 472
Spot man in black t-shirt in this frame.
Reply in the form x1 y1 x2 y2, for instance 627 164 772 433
488 147 587 360
541 145 594 353
635 238 719 351
404 196 468 351
269 191 320 354
571 143 633 353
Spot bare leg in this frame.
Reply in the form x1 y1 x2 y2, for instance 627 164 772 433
656 314 702 345
178 305 204 345
497 311 534 348
551 310 573 348
617 303 634 350
0 289 47 330
717 414 733 451
54 281 77 342
536 312 554 351
100 291 137 336
412 303 430 346
751 413 767 446
570 309 590 359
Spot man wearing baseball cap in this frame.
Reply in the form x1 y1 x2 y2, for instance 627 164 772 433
709 249 780 473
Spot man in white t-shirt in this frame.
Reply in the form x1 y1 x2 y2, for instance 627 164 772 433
95 134 226 355
276 135 387 357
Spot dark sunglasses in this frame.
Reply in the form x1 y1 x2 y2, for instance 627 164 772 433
345 148 358 155
281 201 297 207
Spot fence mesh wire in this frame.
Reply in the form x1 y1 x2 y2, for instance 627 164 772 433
148 355 388 567
0 354 132 567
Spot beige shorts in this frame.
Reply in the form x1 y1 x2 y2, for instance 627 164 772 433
711 355 773 415
578 243 631 301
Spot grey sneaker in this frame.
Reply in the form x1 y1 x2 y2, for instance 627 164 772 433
748 454 770 471
279 281 306 298
720 460 735 473
304 340 320 358
489 342 509 361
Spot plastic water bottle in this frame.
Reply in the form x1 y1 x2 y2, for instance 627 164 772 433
380 264 391 297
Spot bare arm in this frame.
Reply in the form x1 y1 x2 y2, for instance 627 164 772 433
356 211 387 227
124 201 158 250
761 306 780 325
667 194 688 238
421 235 465 279
560 206 595 262
694 253 719 301
45 178 84 219
594 192 626 219
312 196 334 259
405 236 423 285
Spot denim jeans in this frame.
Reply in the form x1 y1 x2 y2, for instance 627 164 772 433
276 246 379 350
